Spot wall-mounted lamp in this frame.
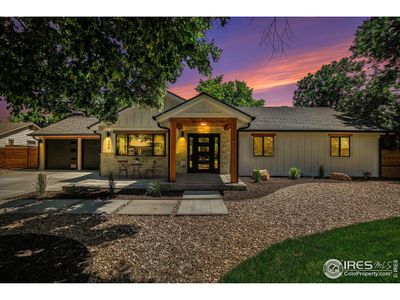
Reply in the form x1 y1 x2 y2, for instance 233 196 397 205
106 131 111 137
180 131 184 138
200 122 207 126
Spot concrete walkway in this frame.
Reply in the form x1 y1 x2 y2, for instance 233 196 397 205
177 191 228 215
0 198 178 215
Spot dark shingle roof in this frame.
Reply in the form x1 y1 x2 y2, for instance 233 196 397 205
31 114 98 136
0 122 39 136
236 107 388 132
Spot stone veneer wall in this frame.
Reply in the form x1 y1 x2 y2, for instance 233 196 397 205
176 125 230 175
100 153 168 177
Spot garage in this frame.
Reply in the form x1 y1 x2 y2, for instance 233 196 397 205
82 139 100 170
45 139 78 169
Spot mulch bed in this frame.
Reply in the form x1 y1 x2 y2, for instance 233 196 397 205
0 178 399 283
0 233 92 283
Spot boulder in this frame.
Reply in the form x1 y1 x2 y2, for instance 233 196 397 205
330 172 352 181
261 170 270 181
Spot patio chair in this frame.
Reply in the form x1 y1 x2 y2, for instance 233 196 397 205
117 160 129 178
144 160 158 178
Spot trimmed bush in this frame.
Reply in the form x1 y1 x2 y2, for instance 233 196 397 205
35 172 48 198
107 172 116 195
289 167 301 179
319 165 325 178
146 181 162 197
253 168 261 183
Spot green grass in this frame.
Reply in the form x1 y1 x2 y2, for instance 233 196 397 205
220 217 400 283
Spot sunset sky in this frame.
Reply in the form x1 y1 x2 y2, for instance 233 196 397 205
0 17 366 122
170 17 366 105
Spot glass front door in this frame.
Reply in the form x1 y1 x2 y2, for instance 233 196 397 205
187 133 220 173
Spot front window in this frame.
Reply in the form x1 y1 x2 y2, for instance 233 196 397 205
253 135 274 157
116 133 165 156
330 136 350 157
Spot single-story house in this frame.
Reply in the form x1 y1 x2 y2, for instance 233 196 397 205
0 122 40 147
31 91 390 182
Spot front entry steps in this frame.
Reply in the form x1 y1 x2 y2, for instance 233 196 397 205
177 191 228 215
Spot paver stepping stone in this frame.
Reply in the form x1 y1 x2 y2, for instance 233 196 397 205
63 199 130 214
115 200 177 215
12 199 82 214
182 190 222 200
177 199 228 215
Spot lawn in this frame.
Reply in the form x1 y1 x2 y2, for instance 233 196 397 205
220 217 400 283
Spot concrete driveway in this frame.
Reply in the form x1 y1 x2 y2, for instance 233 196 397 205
0 170 100 200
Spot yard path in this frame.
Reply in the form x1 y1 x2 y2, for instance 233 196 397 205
0 180 399 282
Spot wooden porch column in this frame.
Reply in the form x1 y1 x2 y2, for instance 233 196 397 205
230 119 238 183
169 120 177 182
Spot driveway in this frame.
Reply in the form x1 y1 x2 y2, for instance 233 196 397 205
0 170 100 200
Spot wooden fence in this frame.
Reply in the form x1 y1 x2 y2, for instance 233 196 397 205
0 146 38 169
381 149 400 179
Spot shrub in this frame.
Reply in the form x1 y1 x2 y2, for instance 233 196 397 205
253 168 261 183
35 172 48 198
146 181 162 197
107 172 116 195
319 165 325 178
289 167 301 179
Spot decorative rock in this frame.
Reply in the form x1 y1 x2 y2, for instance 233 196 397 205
330 172 352 181
261 170 270 181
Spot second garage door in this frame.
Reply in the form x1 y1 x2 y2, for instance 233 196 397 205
82 139 100 170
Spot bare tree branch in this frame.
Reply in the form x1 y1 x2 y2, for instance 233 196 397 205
259 17 295 60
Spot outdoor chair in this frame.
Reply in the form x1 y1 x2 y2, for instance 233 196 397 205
144 160 158 178
117 160 129 178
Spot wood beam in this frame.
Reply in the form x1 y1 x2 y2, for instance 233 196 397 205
169 120 177 182
328 133 353 137
230 119 238 183
224 123 231 130
176 123 183 130
169 118 236 125
251 133 276 137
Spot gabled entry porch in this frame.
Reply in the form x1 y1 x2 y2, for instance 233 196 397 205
153 93 254 184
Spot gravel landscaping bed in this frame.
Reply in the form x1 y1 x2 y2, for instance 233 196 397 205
0 178 399 282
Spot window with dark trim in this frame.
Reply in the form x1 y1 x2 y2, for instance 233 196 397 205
330 136 350 157
116 133 166 156
253 136 274 157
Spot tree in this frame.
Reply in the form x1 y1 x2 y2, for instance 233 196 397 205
351 17 400 67
0 17 227 123
195 75 265 107
293 58 365 108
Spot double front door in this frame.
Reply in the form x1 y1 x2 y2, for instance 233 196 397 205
188 133 220 173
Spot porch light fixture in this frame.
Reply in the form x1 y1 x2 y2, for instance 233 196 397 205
106 131 111 137
180 131 184 137
200 122 207 126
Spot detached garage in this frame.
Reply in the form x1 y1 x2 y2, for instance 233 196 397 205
31 113 100 170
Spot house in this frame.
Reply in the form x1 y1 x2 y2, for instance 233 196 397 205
0 122 40 147
31 92 389 181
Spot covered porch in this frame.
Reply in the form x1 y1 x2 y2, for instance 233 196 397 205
154 93 254 184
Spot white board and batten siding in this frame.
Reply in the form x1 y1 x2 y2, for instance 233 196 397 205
0 128 37 147
238 132 382 177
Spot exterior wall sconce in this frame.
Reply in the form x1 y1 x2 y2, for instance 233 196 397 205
200 122 207 126
180 131 184 138
106 131 111 137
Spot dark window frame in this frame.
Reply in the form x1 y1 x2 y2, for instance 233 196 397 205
253 136 274 157
330 136 351 157
116 133 166 157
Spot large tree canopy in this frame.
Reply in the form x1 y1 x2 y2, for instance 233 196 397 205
294 17 400 132
0 17 227 123
195 75 265 107
293 58 365 108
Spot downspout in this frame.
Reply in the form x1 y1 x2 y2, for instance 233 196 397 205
156 121 170 181
237 119 254 180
